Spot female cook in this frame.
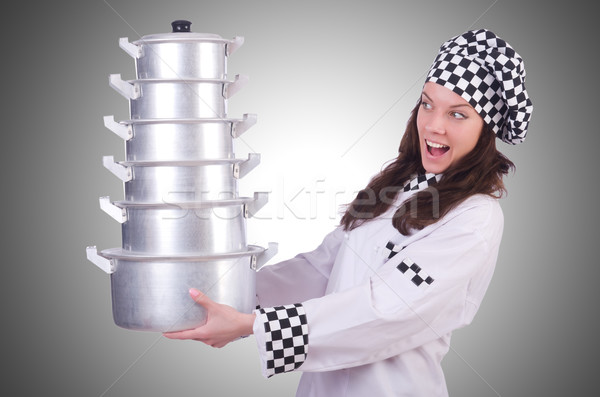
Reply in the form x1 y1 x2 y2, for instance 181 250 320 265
164 29 533 396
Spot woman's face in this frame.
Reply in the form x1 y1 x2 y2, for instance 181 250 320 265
416 82 484 174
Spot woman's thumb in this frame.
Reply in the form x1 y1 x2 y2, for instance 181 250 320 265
189 288 212 307
189 288 208 304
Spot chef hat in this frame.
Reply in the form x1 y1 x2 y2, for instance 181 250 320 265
425 29 533 145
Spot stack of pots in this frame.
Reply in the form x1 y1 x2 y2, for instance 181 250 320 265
86 20 276 332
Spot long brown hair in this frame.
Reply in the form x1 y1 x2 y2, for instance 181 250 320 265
340 100 515 235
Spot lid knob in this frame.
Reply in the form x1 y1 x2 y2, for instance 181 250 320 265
171 20 192 32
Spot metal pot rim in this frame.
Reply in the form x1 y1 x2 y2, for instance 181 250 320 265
113 196 254 209
127 77 230 84
100 244 265 261
118 158 245 167
119 117 244 125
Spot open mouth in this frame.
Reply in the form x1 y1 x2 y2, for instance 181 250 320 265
426 139 450 156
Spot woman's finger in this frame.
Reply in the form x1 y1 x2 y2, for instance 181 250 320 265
163 327 206 339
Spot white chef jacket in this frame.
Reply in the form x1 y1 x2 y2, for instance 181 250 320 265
253 186 503 396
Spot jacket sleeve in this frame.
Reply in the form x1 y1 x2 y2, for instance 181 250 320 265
254 197 503 376
256 226 344 308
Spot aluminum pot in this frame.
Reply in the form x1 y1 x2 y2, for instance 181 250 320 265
102 114 257 162
119 20 244 80
99 193 269 256
102 155 260 202
86 244 277 332
109 74 248 120
123 161 240 202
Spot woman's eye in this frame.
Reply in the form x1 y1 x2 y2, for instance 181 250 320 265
450 111 466 119
421 101 432 110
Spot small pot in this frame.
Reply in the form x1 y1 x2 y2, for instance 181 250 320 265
99 193 269 256
109 74 248 119
122 201 247 255
119 20 244 80
102 155 260 202
124 161 239 202
102 114 257 162
86 244 277 332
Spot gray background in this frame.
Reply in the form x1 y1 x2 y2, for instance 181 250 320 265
2 0 596 396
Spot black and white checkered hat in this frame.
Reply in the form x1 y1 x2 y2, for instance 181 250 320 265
426 29 533 145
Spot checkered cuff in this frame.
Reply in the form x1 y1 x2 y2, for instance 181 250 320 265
257 304 309 377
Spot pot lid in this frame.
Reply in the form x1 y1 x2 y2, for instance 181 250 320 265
133 20 230 44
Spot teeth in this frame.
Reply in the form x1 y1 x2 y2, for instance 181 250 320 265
426 140 448 149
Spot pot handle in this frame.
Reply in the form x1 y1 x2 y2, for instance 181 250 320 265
251 242 278 271
103 116 133 141
86 246 115 274
231 113 257 138
99 196 127 224
223 74 249 99
103 156 132 182
109 74 140 100
119 37 143 59
226 36 244 56
244 191 269 218
234 153 260 179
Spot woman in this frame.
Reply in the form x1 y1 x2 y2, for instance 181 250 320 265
165 29 533 396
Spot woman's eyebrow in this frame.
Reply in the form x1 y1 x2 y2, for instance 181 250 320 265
449 103 472 109
422 91 473 109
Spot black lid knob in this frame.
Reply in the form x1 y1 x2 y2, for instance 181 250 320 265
171 20 192 33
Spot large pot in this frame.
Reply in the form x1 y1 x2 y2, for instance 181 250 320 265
109 74 248 120
86 244 277 332
119 20 244 80
102 155 260 202
102 114 257 162
99 193 268 256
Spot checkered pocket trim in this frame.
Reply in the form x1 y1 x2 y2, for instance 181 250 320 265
397 258 434 288
258 303 309 377
384 241 434 288
384 241 403 259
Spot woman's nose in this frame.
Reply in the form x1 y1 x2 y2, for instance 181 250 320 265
425 115 446 134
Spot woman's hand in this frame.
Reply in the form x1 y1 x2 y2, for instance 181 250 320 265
163 288 256 348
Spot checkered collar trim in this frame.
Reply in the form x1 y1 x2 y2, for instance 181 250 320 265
402 173 442 192
425 29 533 145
